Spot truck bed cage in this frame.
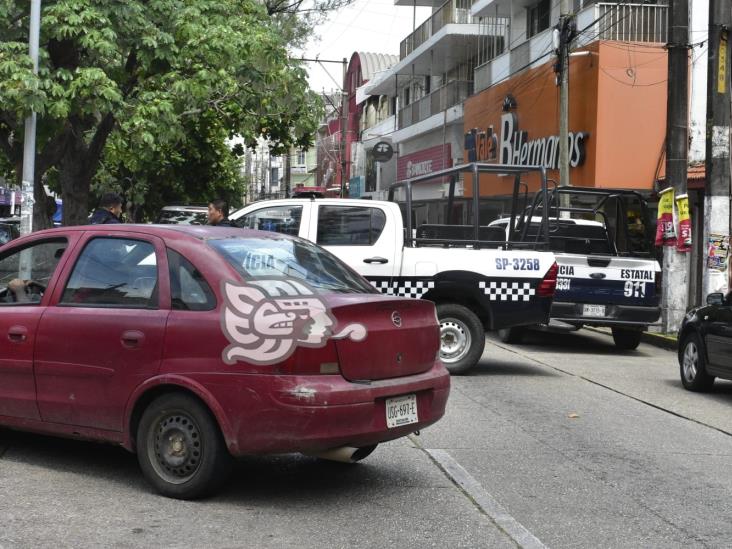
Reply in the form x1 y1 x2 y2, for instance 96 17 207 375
521 186 652 257
388 163 550 250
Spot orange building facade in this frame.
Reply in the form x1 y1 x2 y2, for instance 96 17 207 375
463 42 668 198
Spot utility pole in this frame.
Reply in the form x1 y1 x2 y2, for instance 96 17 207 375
20 0 41 236
340 57 348 198
703 0 732 298
283 148 291 198
557 0 571 188
296 57 348 197
662 0 690 332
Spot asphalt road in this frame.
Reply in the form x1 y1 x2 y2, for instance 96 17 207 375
2 329 732 548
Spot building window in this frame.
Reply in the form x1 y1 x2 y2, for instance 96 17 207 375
527 0 550 38
297 150 305 165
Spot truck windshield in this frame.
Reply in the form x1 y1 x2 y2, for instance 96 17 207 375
208 237 377 294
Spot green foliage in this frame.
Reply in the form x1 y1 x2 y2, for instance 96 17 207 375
96 116 249 221
0 0 325 225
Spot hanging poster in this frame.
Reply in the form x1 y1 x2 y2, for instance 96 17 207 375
675 193 692 252
707 234 730 272
654 187 676 247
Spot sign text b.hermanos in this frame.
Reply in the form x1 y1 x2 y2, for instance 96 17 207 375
465 113 589 169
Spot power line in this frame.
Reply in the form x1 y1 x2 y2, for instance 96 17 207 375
599 67 667 87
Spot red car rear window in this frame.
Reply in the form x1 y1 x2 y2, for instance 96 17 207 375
208 237 376 294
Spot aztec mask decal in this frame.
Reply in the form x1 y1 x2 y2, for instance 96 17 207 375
221 278 367 365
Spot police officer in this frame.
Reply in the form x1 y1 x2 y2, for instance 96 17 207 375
207 198 232 227
90 192 123 224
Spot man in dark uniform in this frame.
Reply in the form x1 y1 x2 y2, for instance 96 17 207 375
207 198 232 227
90 193 123 224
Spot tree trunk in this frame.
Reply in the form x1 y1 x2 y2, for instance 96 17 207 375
60 166 91 226
58 138 92 226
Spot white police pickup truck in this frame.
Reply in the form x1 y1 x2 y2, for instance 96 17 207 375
489 188 661 350
231 163 559 374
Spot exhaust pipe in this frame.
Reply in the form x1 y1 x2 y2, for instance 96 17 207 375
306 444 378 463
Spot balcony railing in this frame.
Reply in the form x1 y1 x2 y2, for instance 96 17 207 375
475 1 668 93
475 17 509 67
400 0 478 60
398 80 473 128
595 2 668 42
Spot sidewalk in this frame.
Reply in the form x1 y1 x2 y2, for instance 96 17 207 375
585 326 678 351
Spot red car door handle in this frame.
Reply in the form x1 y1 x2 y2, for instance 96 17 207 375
8 325 27 343
121 330 145 348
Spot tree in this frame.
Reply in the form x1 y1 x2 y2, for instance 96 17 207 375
0 0 323 227
96 115 250 222
264 0 356 48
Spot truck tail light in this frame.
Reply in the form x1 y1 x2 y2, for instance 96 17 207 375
537 262 559 297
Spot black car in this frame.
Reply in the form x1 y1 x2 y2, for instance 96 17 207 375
678 292 732 391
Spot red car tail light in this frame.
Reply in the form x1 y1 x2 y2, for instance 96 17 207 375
537 261 559 297
274 342 341 375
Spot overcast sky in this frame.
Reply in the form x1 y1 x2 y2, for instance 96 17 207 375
299 0 431 92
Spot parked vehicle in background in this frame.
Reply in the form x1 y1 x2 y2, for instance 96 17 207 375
232 163 559 375
0 224 449 499
156 205 208 225
0 218 20 244
291 186 326 198
490 188 660 350
678 291 732 391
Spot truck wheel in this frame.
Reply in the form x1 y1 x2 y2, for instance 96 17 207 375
136 393 233 500
498 327 525 344
436 303 485 375
611 328 643 350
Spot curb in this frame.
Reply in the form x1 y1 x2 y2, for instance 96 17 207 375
584 326 678 351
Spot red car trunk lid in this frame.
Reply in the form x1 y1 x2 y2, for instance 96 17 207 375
326 295 439 382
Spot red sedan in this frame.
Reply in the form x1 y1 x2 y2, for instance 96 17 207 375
0 225 450 498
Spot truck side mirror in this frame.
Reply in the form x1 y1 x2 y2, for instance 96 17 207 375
706 292 724 306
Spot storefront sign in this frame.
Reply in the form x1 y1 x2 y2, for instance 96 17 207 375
372 141 394 162
654 187 676 247
0 188 22 206
675 193 691 253
465 113 588 169
397 144 452 182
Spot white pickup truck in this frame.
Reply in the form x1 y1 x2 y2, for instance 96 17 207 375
230 191 558 374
